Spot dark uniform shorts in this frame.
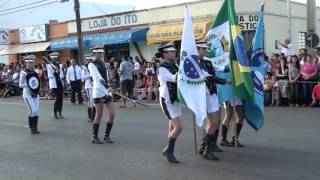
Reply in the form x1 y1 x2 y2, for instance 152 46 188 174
93 95 113 104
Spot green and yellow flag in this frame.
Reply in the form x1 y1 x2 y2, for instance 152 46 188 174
228 0 254 102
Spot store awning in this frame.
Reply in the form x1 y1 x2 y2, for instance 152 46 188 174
50 28 148 50
0 42 51 55
147 20 213 45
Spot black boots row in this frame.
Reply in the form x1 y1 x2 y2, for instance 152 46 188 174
28 116 40 134
91 123 114 144
220 123 245 147
199 129 222 155
87 107 96 122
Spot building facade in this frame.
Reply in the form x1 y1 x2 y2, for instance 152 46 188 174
1 0 319 64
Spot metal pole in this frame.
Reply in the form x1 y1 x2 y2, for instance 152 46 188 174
192 113 198 155
287 0 292 40
74 0 84 65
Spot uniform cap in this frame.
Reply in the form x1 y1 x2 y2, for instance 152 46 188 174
23 55 36 63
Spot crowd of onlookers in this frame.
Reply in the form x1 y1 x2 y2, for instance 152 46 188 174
263 47 320 107
1 46 320 107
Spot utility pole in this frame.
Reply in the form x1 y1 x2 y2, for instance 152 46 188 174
287 0 292 40
74 0 84 65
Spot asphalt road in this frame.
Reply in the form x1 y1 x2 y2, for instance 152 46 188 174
0 97 319 180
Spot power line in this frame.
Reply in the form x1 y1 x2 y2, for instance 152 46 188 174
0 1 58 17
90 2 108 15
0 0 52 13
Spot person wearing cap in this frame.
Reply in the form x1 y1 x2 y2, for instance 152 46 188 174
157 41 182 163
66 59 83 105
47 51 65 119
19 55 41 134
88 45 116 144
195 40 231 160
81 56 95 122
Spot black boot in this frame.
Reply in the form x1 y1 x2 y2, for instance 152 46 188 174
162 137 180 163
198 129 206 155
91 107 96 121
34 116 40 134
104 123 114 143
92 123 103 144
59 112 64 119
203 134 219 161
213 129 223 152
231 123 245 147
28 117 36 134
220 125 233 147
87 108 93 122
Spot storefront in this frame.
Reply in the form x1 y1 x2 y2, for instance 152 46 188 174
2 0 320 64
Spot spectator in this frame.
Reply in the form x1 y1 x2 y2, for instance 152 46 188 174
133 56 141 81
66 59 83 105
315 47 320 64
311 81 320 107
288 55 301 107
275 56 289 106
38 64 48 97
119 55 133 107
145 62 155 101
301 55 319 106
264 55 271 74
299 48 308 65
134 76 146 101
264 72 272 106
271 75 280 106
277 38 294 57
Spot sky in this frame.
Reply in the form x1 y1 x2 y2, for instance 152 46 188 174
0 0 318 29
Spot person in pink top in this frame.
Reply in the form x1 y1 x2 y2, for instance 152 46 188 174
301 55 319 106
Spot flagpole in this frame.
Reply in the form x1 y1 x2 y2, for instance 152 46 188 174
232 95 238 148
192 113 198 155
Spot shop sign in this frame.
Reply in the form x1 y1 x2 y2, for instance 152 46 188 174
0 29 9 44
68 12 148 33
237 15 259 31
19 24 48 44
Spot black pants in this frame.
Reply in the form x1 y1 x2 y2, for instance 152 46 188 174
70 80 83 104
52 81 64 115
121 79 133 99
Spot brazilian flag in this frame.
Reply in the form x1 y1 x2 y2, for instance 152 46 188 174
228 0 254 102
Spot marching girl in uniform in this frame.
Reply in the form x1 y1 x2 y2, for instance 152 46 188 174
195 40 231 160
158 42 182 163
88 45 116 144
47 52 64 119
82 56 95 122
19 55 40 134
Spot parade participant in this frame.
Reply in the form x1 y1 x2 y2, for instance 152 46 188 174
88 45 115 144
19 55 40 134
47 52 64 119
82 56 95 122
196 40 230 160
158 41 181 163
220 97 246 147
66 59 83 105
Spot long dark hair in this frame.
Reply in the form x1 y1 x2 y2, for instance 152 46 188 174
291 55 300 69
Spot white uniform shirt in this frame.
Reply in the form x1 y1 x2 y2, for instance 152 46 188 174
134 62 141 71
47 64 64 89
19 71 39 98
88 62 111 98
281 43 294 57
66 65 82 84
158 67 177 103
81 66 93 89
